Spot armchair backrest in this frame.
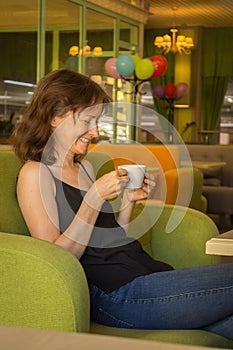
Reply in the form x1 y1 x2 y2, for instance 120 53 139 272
83 151 115 179
0 149 115 236
0 150 29 235
88 143 180 172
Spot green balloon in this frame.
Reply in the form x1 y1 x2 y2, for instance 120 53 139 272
135 59 154 80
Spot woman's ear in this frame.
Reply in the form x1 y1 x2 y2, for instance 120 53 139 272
50 116 59 128
50 112 70 128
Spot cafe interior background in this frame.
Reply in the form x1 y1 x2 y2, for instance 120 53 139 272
0 0 233 145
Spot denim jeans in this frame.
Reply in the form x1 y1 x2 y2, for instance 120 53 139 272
90 263 233 339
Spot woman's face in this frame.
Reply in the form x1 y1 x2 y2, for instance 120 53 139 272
51 103 102 156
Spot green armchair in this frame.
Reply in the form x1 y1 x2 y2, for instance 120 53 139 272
0 149 232 348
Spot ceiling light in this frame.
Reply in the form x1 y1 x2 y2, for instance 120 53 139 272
3 80 36 88
154 7 194 55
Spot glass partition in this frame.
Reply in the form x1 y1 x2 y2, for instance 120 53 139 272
0 0 144 142
0 0 38 134
85 8 115 79
45 0 81 74
119 19 139 53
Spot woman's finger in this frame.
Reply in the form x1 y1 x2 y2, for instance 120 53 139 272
116 168 128 177
116 168 130 184
144 172 155 181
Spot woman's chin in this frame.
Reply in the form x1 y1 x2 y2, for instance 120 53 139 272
72 140 89 154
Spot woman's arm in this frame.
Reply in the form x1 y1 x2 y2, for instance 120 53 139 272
17 161 129 259
17 161 104 258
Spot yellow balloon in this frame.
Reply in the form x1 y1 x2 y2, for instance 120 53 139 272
135 59 154 80
131 54 141 67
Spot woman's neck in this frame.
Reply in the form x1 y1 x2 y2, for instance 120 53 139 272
52 149 77 169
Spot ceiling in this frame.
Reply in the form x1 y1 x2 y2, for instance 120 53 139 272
1 1 233 29
145 0 233 28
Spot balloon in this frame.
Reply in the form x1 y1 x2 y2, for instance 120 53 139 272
131 54 141 67
150 55 168 78
135 59 154 80
164 83 176 99
105 58 121 79
175 82 189 99
153 84 164 99
116 54 135 77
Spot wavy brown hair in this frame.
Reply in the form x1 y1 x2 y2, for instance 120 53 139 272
12 68 111 163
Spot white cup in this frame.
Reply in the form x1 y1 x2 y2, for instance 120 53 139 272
118 164 146 190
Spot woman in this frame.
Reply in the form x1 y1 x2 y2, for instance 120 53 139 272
13 69 233 339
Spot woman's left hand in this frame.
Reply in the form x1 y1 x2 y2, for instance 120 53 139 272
123 172 156 202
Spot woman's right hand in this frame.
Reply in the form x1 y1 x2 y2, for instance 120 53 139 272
93 168 130 200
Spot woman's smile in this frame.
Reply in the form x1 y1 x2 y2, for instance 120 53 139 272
79 136 91 144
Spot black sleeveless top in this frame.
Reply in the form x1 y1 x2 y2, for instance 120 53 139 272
53 166 173 293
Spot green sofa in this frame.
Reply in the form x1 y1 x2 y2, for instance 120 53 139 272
0 149 232 348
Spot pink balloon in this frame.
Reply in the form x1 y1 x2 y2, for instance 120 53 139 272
105 58 121 79
175 82 189 99
153 84 164 99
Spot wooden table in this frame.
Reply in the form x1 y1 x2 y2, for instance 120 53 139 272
181 161 226 169
206 230 233 263
0 325 228 350
191 161 226 170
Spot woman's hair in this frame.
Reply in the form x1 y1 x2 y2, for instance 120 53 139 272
12 68 111 163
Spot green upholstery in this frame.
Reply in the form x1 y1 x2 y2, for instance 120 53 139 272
189 167 208 213
0 150 29 235
83 151 115 180
147 203 220 269
0 232 90 332
0 149 232 348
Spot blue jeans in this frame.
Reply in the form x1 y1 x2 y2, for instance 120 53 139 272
90 263 233 339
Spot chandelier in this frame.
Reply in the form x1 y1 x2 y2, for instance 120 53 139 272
154 7 194 55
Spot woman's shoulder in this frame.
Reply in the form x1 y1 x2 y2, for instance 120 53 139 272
19 160 49 174
18 161 56 195
18 161 54 183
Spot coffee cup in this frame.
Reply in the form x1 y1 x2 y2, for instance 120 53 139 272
118 164 146 190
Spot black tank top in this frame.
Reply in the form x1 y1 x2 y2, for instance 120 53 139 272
53 165 173 293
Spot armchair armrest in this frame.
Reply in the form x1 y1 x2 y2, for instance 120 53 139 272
140 202 221 269
0 232 90 333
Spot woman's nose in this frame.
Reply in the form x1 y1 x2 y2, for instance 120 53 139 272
89 125 99 137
